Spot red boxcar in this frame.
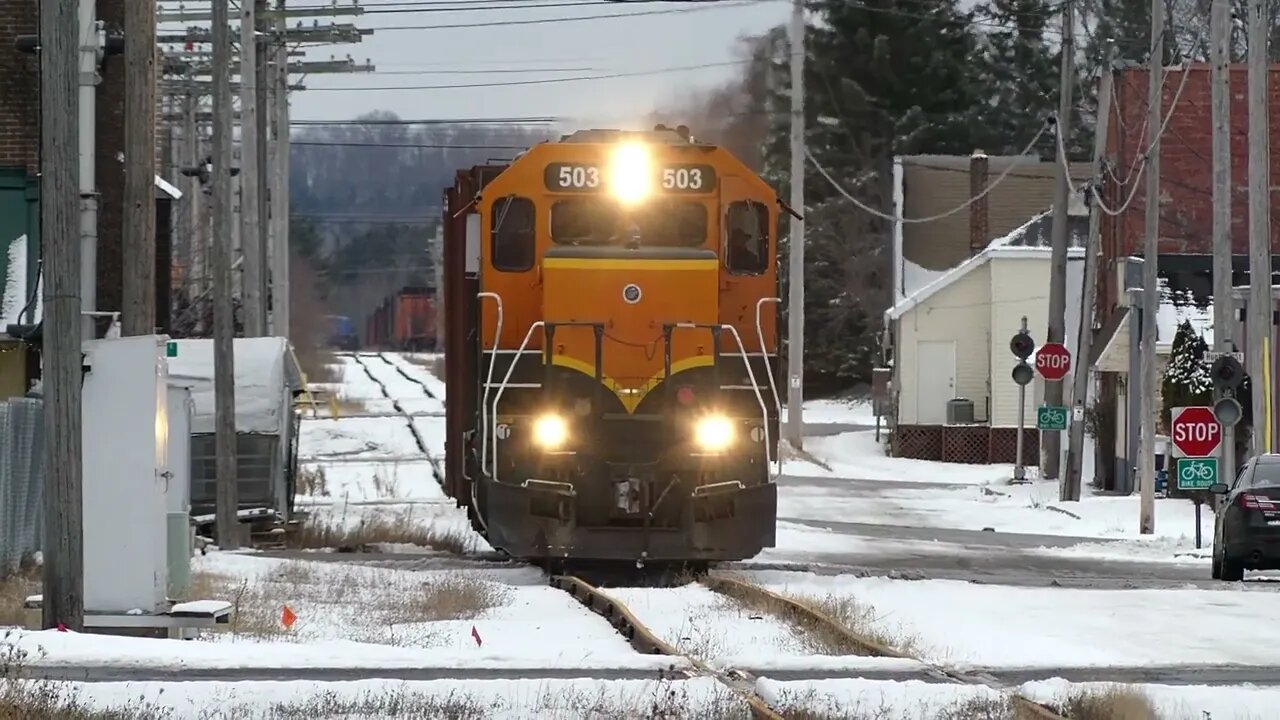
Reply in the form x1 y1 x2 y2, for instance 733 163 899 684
394 288 437 351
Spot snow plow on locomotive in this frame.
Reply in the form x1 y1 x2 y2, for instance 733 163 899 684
440 126 784 567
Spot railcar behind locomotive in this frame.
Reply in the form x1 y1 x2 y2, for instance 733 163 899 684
440 125 785 567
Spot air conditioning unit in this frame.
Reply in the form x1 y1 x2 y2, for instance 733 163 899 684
946 398 975 425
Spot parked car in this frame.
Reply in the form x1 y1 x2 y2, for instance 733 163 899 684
1210 453 1280 581
326 315 358 351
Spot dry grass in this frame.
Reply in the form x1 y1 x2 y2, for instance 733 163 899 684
176 559 509 645
296 349 342 385
0 565 39 628
296 466 330 497
289 508 474 555
0 633 172 719
1057 685 1157 720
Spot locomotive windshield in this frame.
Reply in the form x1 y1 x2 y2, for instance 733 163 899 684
550 198 706 247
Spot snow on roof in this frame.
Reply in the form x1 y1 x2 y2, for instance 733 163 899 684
166 337 301 434
886 212 1084 322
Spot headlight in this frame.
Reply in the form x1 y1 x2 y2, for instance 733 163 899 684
608 142 652 205
532 414 568 449
694 415 734 452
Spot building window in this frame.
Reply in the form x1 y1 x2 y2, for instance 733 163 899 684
490 196 535 272
725 200 769 274
550 199 706 247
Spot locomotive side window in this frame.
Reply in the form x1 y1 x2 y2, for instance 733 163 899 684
490 195 536 272
550 199 706 247
725 200 769 275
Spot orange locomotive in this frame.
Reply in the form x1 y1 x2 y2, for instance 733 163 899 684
441 126 784 567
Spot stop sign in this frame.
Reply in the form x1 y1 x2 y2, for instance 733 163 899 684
1172 406 1222 457
1035 343 1072 381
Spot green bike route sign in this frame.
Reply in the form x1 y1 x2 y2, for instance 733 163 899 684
1176 457 1218 491
1037 405 1067 431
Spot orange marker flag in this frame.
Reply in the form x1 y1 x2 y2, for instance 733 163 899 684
281 604 297 629
470 625 482 647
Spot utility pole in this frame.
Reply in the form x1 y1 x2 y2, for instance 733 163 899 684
122 0 157 336
785 0 806 449
1064 44 1114 502
1248 0 1273 459
1211 0 1236 477
270 0 292 338
183 93 203 291
239 0 264 337
1139 0 1164 535
41 0 84 631
1044 0 1075 483
255 0 270 334
213 0 241 550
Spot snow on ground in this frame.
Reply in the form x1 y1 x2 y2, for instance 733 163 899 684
299 416 423 461
50 677 733 719
757 520 970 565
606 584 929 673
389 352 448 399
1021 679 1280 720
781 397 878 426
757 677 1005 719
297 459 444 504
786 429 1016 485
749 572 1280 669
5 553 672 673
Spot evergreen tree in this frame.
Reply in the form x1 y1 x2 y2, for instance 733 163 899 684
1161 320 1211 431
969 0 1060 156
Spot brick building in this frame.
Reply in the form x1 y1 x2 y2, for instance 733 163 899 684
1099 63 1280 322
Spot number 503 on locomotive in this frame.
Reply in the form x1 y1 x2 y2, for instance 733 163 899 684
440 125 788 567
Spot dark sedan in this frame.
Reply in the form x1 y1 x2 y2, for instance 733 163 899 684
1210 454 1280 581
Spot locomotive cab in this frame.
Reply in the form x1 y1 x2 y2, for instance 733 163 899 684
445 128 782 565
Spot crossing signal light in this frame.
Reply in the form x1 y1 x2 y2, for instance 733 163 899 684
1012 362 1034 386
1210 355 1245 391
1010 331 1034 360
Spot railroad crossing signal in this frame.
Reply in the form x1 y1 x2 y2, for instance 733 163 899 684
1035 342 1071 381
1171 406 1223 457
1176 457 1219 491
1209 354 1245 391
1037 405 1067 431
1010 331 1034 360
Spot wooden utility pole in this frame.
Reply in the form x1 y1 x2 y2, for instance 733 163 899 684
239 0 264 337
41 0 84 631
785 0 806 449
1248 0 1273 459
183 93 203 290
270 0 291 337
1064 44 1114 502
122 0 157 336
1211 0 1235 475
255 0 270 333
1045 0 1075 486
213 0 241 549
1139 0 1164 535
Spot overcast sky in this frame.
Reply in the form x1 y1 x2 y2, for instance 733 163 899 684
280 0 788 126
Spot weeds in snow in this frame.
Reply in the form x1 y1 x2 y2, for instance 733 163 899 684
405 354 445 380
1057 684 1157 720
0 563 39 628
289 507 475 555
181 561 509 647
296 466 330 497
0 632 172 719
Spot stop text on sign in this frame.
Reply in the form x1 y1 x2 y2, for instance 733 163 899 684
1035 343 1071 381
1171 406 1223 457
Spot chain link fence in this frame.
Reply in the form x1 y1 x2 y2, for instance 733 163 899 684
0 398 43 578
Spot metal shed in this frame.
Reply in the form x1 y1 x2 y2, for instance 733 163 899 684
167 337 303 522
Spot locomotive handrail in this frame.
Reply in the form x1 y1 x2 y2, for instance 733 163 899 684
491 321 547 483
755 297 783 475
718 324 777 481
477 292 504 478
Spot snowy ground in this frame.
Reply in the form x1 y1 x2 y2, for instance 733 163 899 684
8 355 1271 717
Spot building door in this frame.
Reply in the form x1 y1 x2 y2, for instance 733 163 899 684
916 340 956 424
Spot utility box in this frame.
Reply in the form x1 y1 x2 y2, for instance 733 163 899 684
82 335 170 614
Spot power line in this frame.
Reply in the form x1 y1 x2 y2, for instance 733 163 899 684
806 120 1053 224
306 59 747 91
368 1 767 30
289 116 560 125
292 140 534 149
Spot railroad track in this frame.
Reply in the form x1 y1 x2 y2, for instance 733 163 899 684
344 352 433 459
552 572 1070 720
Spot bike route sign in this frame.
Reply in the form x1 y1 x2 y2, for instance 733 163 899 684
1176 457 1218 491
1037 405 1067 431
